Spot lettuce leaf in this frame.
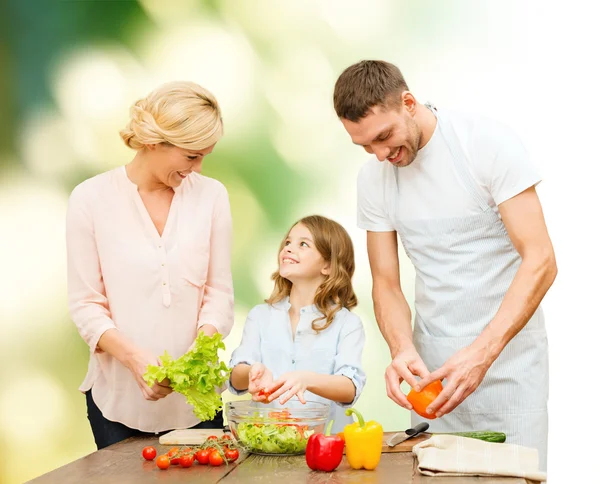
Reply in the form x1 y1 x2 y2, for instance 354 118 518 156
143 332 231 421
237 422 314 454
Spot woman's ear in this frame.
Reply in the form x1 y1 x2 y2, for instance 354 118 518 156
321 262 331 276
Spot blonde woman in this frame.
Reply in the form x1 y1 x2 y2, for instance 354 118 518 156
66 81 234 449
228 215 367 434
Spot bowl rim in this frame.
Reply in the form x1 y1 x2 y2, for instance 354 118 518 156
225 399 329 410
225 399 330 421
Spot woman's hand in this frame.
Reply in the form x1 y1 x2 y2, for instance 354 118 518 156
125 349 173 401
198 324 218 337
265 371 313 405
248 363 274 402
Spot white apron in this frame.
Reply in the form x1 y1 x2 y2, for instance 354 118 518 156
387 104 549 469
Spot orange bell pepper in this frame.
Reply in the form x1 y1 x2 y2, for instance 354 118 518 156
407 380 443 419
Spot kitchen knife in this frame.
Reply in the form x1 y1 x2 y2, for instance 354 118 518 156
386 422 430 447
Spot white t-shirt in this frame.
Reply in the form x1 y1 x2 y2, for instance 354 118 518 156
357 108 541 231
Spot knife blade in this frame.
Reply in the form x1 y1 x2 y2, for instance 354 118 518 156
386 422 430 447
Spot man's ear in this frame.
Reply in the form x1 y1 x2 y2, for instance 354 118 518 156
402 91 417 115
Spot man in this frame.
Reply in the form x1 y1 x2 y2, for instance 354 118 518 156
333 60 556 468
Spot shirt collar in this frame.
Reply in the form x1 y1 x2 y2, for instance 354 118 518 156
272 296 321 315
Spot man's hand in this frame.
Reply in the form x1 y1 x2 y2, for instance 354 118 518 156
265 371 313 405
386 346 430 410
416 343 494 417
248 363 274 402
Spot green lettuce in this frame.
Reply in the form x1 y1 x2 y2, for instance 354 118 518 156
143 332 231 421
237 422 314 454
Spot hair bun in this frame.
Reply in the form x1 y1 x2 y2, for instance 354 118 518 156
119 81 223 151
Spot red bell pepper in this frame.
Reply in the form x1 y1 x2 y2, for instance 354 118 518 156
305 420 344 472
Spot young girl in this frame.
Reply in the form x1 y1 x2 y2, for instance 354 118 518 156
228 215 366 433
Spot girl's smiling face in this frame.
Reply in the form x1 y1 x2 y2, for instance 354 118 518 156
279 223 330 283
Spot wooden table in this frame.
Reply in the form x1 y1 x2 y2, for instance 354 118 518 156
28 436 528 483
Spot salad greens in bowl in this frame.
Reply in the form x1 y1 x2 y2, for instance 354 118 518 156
225 400 329 455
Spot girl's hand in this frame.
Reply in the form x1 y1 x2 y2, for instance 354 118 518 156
248 363 274 402
265 371 313 405
126 348 173 401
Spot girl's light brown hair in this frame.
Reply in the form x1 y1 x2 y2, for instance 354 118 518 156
266 215 358 332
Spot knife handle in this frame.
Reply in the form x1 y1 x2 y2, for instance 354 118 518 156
407 422 429 437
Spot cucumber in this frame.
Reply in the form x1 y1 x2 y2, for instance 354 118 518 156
433 431 506 443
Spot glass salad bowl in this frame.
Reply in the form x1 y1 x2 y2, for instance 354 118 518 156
225 400 329 455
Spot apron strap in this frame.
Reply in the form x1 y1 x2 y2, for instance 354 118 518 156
425 102 492 213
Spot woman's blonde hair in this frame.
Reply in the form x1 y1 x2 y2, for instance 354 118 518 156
120 81 223 151
266 215 358 332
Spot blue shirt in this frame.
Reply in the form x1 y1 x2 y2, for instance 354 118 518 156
228 297 367 433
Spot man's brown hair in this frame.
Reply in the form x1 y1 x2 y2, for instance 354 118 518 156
333 60 409 122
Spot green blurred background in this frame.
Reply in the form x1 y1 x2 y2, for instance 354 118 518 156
1 1 597 483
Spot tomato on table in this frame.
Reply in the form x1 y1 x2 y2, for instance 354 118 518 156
209 450 224 466
156 455 170 470
224 447 239 462
141 446 156 461
167 447 180 465
195 449 210 465
179 454 194 468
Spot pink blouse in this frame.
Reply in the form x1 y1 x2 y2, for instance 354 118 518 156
66 166 234 432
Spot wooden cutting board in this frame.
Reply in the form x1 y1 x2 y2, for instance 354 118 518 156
159 428 225 445
380 431 431 452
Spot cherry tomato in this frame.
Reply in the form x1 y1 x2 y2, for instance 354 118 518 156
156 455 170 470
167 447 180 465
142 446 157 461
207 435 219 441
224 448 239 462
179 454 194 468
195 449 210 465
221 434 232 440
209 450 224 466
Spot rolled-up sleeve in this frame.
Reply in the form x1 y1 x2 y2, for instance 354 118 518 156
66 185 116 354
228 307 262 395
334 313 367 407
198 184 235 337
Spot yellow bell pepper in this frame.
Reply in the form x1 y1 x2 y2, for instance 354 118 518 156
343 408 383 470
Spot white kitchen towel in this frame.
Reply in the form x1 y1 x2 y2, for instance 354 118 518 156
412 435 547 482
